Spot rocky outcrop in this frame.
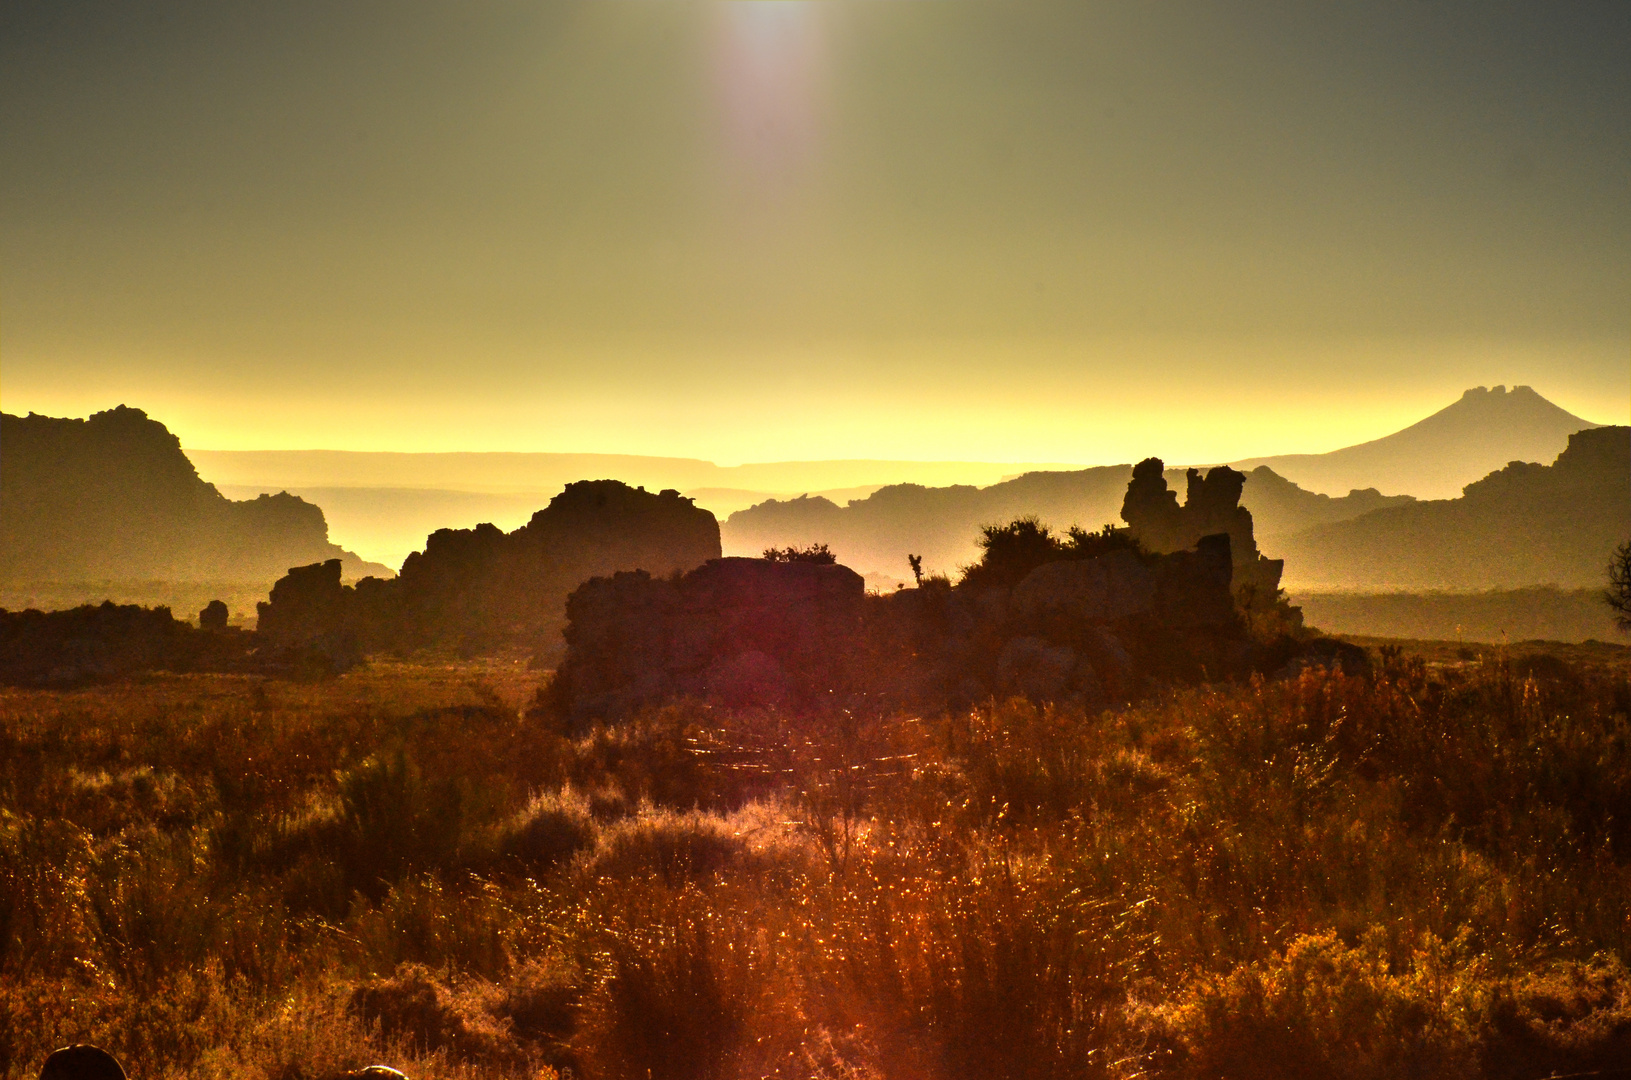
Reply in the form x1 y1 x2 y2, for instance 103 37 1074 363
546 531 1251 722
199 599 230 631
721 461 1398 586
256 481 722 654
548 557 866 722
1122 459 1286 600
0 407 386 583
0 602 254 687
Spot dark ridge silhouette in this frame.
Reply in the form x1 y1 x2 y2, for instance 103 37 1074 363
1233 384 1602 499
721 465 1405 583
544 534 1335 726
256 480 721 654
1273 426 1631 590
0 407 389 583
545 467 1352 725
0 602 256 687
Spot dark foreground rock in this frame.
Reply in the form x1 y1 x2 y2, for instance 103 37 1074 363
543 531 1276 725
547 557 866 721
0 603 251 687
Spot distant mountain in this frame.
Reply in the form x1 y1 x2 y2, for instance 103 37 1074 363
189 451 1086 568
1233 385 1603 499
1 407 389 583
722 465 1410 583
1271 426 1630 590
188 449 1081 498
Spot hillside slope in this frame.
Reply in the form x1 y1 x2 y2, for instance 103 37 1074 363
1271 426 1630 589
1234 385 1602 498
1 407 387 583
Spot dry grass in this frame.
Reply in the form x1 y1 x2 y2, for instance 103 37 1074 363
2 648 1629 1078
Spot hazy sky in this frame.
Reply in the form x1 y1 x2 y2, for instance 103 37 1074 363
3 1 1626 463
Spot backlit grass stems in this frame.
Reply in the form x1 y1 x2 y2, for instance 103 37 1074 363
1 653 1628 1077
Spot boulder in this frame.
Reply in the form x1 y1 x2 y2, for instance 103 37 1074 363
199 598 230 631
38 1045 126 1080
996 637 1080 700
1011 548 1155 624
548 557 865 723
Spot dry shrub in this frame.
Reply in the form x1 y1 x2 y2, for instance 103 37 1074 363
581 807 754 886
824 847 1138 1080
1140 934 1631 1080
348 964 512 1064
4 653 1630 1078
572 885 788 1080
487 957 580 1060
498 787 595 872
1481 953 1631 1079
1139 931 1483 1080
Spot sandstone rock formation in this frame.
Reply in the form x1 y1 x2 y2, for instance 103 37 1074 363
546 528 1253 721
548 556 866 723
256 480 721 654
1121 459 1286 600
0 407 386 583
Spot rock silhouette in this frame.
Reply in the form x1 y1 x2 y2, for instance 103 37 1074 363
546 509 1274 721
257 480 721 654
0 406 387 583
199 598 230 631
0 601 255 687
722 463 1407 586
1121 459 1286 600
37 1046 125 1080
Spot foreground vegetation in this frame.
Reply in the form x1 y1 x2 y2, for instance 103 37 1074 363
3 648 1630 1079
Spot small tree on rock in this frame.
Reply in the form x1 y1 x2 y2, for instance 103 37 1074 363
1608 541 1631 632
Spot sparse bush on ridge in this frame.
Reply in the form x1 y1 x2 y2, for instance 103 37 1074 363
1 650 1629 1078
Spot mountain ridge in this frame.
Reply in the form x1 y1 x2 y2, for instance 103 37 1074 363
1 407 389 584
1232 385 1603 499
1269 426 1630 590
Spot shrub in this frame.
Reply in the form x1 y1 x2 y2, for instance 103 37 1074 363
499 787 596 873
582 808 752 886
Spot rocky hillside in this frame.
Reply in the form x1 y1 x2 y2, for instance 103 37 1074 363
1272 426 1630 589
1 407 387 583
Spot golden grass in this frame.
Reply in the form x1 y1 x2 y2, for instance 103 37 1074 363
2 649 1628 1078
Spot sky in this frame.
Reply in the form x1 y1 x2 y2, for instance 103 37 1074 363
3 1 1627 465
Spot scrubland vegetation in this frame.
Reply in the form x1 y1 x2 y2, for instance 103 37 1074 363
4 649 1630 1079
